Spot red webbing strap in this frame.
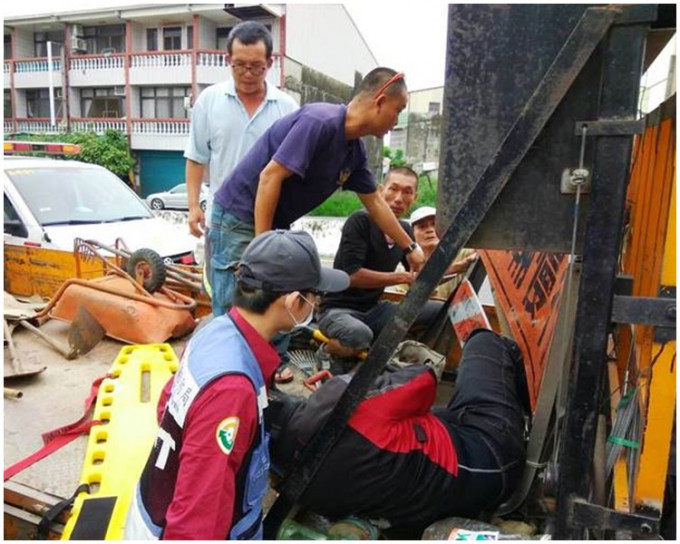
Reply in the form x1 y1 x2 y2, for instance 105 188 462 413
4 374 110 482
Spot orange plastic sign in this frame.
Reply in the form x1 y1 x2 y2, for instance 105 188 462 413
479 250 568 408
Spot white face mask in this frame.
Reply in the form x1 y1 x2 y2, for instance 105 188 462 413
285 293 315 330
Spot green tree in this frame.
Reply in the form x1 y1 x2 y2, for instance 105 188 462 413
383 146 407 167
10 130 135 183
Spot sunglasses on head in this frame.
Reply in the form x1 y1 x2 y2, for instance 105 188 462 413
373 72 405 99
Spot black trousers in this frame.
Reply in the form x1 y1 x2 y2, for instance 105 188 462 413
433 329 528 516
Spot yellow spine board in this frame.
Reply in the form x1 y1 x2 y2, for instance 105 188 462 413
61 344 178 540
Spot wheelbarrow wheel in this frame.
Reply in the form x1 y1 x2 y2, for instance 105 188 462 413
126 248 167 292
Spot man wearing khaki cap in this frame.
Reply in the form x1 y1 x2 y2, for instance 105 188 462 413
125 230 348 540
408 206 477 299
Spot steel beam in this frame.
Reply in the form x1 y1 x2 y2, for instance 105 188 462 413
554 15 652 538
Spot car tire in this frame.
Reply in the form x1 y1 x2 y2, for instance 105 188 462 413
126 248 167 292
200 200 207 212
150 198 165 210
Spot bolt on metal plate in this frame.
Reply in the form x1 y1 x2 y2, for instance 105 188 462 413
561 168 592 194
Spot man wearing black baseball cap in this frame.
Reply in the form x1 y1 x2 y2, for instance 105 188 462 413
126 230 348 540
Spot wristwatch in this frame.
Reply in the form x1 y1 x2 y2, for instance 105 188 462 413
404 241 420 255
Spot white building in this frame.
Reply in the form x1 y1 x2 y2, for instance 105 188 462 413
3 4 377 195
389 86 443 175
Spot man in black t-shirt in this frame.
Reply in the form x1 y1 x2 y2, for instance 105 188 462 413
317 167 442 361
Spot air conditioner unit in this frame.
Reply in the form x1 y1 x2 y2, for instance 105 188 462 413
71 24 84 37
71 37 87 52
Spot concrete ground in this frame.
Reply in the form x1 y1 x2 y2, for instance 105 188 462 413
4 317 190 499
4 311 454 505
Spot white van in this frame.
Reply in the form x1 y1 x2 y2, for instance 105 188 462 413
3 151 196 264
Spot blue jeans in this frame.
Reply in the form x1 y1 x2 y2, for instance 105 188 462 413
207 203 291 366
208 202 255 317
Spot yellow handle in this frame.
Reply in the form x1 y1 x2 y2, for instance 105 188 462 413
310 329 368 361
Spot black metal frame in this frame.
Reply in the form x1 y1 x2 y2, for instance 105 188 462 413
553 7 657 538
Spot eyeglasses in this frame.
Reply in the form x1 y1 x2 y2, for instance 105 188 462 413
373 72 405 98
231 63 268 75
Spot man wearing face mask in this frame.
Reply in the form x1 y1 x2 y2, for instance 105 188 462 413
124 230 349 540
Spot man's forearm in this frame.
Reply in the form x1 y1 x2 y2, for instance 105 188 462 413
254 173 282 235
254 160 294 235
350 268 412 289
186 160 205 210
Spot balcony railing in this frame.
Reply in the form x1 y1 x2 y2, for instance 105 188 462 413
70 54 126 71
197 50 227 68
14 118 67 133
4 61 11 74
70 118 126 133
5 117 193 137
14 58 62 73
131 118 190 135
130 51 192 69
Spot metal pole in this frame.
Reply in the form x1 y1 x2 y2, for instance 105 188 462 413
47 41 56 127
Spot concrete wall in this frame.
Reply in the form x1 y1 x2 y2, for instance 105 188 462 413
198 17 217 50
130 22 145 52
14 89 27 117
405 112 442 168
285 4 376 86
69 88 80 117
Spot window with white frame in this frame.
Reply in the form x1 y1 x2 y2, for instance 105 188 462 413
163 27 181 51
81 88 125 118
147 28 158 52
4 90 12 119
34 31 64 57
26 88 63 118
83 25 125 55
4 35 12 60
140 87 190 119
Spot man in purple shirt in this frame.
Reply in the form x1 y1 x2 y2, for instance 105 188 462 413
209 67 425 316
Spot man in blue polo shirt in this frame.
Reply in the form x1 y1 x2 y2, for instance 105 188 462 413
209 67 425 316
184 21 297 238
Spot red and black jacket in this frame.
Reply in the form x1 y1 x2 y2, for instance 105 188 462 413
270 365 463 528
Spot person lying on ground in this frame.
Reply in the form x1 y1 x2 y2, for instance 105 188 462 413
268 328 530 539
